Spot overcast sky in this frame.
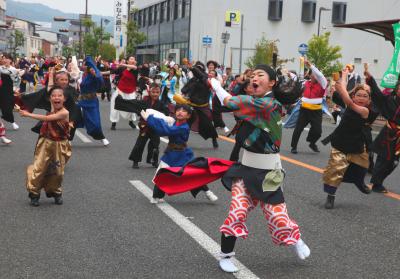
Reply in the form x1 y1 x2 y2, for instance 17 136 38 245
14 0 115 16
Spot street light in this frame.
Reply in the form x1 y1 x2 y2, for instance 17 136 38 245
317 7 331 36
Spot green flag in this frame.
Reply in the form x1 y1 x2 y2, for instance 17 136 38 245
381 22 400 88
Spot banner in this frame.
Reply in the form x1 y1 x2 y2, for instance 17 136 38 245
381 22 400 88
114 0 123 48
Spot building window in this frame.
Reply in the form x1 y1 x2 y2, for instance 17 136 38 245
148 6 153 25
174 0 179 20
332 2 346 24
181 0 186 18
354 58 362 64
138 10 142 27
143 8 147 27
154 4 159 24
301 0 316 22
167 0 171 21
160 2 165 23
268 0 283 21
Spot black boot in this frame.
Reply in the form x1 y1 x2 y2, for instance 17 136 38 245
291 147 298 154
354 183 372 194
151 149 159 168
372 184 388 193
30 195 40 207
325 195 335 209
212 138 219 148
54 195 63 205
309 143 320 152
129 121 136 129
132 162 139 169
111 122 116 130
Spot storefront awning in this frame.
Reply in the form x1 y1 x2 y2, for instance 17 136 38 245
334 19 400 45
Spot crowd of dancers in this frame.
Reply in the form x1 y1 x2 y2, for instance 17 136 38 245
1 51 400 273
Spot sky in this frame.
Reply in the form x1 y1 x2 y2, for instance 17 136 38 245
13 0 116 16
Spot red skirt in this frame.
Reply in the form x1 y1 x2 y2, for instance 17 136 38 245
153 157 234 195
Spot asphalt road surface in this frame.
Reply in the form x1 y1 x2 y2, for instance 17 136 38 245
1 99 399 279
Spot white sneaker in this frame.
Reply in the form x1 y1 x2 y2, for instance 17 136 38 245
11 123 19 130
101 138 110 146
219 258 238 273
205 190 218 202
150 198 164 204
223 126 230 133
0 136 12 144
293 239 311 260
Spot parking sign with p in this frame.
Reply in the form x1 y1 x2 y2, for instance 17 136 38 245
225 11 241 27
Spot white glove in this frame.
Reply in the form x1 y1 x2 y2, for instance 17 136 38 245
140 110 149 121
210 78 223 91
210 78 231 104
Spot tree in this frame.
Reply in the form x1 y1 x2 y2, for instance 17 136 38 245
7 30 25 58
306 32 342 77
125 19 146 56
99 43 116 61
82 18 112 57
245 35 293 69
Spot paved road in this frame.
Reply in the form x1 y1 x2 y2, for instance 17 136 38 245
1 99 399 279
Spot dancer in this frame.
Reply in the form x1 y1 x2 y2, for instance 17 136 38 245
0 54 20 130
228 79 255 161
178 62 219 148
365 69 400 193
207 61 230 133
77 56 110 145
22 67 81 140
141 104 219 204
110 56 138 130
20 86 72 206
209 65 310 273
290 59 327 154
321 70 372 209
114 83 169 168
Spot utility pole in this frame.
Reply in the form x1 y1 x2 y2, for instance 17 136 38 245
238 14 244 74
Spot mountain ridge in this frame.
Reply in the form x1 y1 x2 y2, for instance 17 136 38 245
6 0 114 34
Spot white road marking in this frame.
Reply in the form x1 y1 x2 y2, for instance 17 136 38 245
129 180 260 279
75 129 92 143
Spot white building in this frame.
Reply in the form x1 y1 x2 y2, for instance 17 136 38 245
6 16 42 57
0 0 7 52
131 0 400 78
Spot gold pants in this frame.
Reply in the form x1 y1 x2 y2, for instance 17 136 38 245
26 137 72 196
322 147 369 186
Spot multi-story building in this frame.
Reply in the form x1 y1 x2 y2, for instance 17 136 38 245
37 29 68 57
0 0 7 52
6 16 42 57
130 0 400 78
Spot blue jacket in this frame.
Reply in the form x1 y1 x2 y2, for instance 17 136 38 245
80 56 104 95
147 115 193 166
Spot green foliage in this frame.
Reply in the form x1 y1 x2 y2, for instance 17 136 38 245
82 18 112 57
306 32 342 77
7 29 25 58
99 43 116 61
125 20 146 56
245 35 293 69
38 48 45 57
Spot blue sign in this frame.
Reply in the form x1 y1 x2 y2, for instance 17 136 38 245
298 43 308 55
202 36 212 45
